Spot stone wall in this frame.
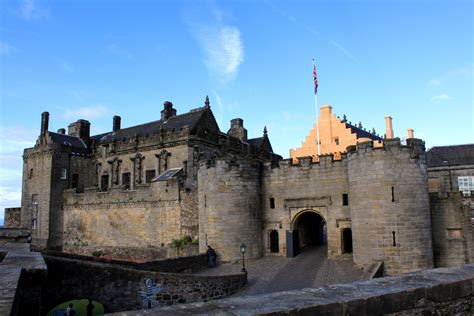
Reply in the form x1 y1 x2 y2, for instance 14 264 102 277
261 155 350 258
41 255 247 313
116 264 474 315
42 250 208 273
428 164 474 267
4 208 21 228
198 159 262 262
347 139 433 275
62 180 186 259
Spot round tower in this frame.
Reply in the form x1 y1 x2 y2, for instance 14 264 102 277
347 138 433 275
198 158 262 262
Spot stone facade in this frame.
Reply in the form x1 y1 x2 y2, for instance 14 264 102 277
4 208 21 228
14 98 474 276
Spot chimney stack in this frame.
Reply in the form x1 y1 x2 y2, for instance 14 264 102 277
227 118 248 141
68 119 91 141
161 101 177 120
41 112 49 136
385 116 394 139
407 128 414 139
113 115 121 132
57 128 65 135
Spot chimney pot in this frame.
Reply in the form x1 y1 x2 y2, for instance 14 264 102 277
407 128 414 139
385 116 394 139
41 111 49 136
113 115 121 132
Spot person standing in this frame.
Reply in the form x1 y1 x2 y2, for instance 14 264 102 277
86 299 95 316
207 245 217 268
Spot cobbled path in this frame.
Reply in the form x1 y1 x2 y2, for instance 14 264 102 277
196 246 369 296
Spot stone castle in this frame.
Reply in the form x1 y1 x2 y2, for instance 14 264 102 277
7 97 474 276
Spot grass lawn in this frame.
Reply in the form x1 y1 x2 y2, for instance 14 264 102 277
47 299 104 316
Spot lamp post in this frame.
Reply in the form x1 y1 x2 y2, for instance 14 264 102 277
240 243 247 273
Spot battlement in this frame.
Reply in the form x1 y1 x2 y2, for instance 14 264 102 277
347 138 425 157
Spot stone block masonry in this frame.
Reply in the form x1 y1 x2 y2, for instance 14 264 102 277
113 264 474 315
4 208 21 228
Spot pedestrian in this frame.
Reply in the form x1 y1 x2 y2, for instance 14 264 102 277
86 299 95 316
65 303 76 316
207 245 217 268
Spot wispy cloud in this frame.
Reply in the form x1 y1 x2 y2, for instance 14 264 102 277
59 60 74 72
330 40 356 61
428 79 441 87
0 41 18 56
187 6 244 83
0 126 36 154
18 0 50 21
105 43 133 60
430 94 451 103
62 105 109 120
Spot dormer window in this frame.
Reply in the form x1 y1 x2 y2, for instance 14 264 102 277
60 168 67 180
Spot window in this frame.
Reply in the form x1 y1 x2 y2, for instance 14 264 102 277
334 137 339 145
342 194 349 206
446 228 462 240
458 176 474 192
28 169 33 179
269 198 275 209
72 174 79 189
31 194 38 230
391 187 395 202
122 172 131 190
100 175 109 192
60 168 67 180
146 170 156 183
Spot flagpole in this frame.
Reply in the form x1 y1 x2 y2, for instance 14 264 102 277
313 59 321 156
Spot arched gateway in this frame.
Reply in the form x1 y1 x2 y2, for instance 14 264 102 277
286 210 327 257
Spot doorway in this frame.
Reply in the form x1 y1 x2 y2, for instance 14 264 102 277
270 230 279 253
341 228 353 253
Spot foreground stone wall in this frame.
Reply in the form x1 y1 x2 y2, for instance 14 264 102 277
41 256 247 313
115 264 474 315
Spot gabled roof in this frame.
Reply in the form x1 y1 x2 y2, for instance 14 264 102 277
91 107 209 143
427 144 474 167
344 123 383 141
49 132 87 148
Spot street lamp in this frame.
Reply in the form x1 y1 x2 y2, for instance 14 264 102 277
240 243 247 273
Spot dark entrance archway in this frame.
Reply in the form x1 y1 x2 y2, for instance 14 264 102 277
294 212 326 251
341 228 353 253
269 230 279 253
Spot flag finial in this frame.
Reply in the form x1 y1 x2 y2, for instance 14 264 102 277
204 95 210 108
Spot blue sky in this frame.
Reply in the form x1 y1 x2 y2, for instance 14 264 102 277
0 0 473 221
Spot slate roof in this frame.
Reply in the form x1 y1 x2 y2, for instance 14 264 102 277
49 132 87 148
344 123 383 141
91 107 208 143
248 137 264 148
427 144 474 167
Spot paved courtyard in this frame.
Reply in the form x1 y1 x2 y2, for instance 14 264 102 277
197 246 370 296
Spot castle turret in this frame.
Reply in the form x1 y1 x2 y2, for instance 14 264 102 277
347 139 433 275
198 159 262 262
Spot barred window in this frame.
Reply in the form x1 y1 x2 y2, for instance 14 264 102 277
60 168 67 180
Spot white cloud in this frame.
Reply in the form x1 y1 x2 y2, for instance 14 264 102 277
428 79 441 86
0 126 36 154
193 25 244 83
106 43 133 60
0 41 17 56
18 0 50 21
62 105 109 120
430 94 452 103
